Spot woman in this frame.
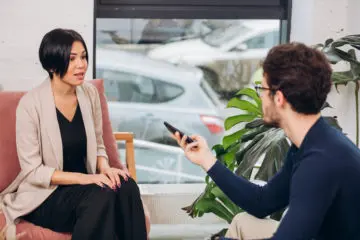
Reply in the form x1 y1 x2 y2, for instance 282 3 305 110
1 28 147 240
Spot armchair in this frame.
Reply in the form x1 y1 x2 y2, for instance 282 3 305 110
0 79 149 239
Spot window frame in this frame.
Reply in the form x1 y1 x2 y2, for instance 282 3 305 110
93 0 292 187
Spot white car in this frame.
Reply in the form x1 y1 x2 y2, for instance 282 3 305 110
147 20 280 99
96 48 225 148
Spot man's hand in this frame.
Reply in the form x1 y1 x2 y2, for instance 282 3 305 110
0 225 26 240
172 132 217 171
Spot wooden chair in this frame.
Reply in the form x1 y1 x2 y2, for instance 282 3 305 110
114 132 137 181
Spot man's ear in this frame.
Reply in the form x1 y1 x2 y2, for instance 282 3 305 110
274 90 286 108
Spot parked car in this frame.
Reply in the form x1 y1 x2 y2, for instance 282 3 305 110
96 48 225 148
147 20 280 100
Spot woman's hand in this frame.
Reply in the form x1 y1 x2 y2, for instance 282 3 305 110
100 167 130 188
121 166 131 177
78 173 114 189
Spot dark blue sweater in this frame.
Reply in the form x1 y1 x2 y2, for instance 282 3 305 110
208 117 360 240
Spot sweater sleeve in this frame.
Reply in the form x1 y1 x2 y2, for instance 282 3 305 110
207 152 293 218
271 152 338 240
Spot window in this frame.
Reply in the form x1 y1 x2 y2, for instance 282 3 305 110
94 0 291 184
97 68 185 103
244 30 280 49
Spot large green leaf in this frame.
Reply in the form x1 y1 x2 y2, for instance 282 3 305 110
211 187 243 216
227 98 262 116
331 71 355 91
331 35 360 50
322 47 343 64
212 144 226 156
323 116 342 131
255 137 290 181
235 88 261 107
236 128 288 179
245 118 265 129
222 128 249 150
235 133 264 168
195 198 234 223
224 114 257 130
241 125 270 142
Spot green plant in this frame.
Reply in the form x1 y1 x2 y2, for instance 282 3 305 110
182 92 341 239
314 34 360 146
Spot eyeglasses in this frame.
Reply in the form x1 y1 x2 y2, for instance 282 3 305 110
254 85 276 96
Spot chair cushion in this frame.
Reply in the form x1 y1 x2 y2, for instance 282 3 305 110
0 79 123 192
0 212 71 240
0 92 24 192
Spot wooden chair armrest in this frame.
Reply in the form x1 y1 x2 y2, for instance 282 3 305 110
113 132 137 181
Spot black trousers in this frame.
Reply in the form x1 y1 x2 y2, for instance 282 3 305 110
23 177 147 240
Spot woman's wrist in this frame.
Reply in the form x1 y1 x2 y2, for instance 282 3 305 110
76 173 88 184
97 157 110 173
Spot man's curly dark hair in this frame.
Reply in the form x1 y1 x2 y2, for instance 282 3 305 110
262 42 332 114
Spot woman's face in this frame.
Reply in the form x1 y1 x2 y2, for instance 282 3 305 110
61 41 88 86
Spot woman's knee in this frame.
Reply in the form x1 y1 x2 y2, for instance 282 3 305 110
82 184 116 204
119 177 140 195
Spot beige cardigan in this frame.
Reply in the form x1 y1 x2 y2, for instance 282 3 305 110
0 79 108 225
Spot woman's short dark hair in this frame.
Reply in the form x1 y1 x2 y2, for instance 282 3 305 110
262 42 332 114
39 28 88 79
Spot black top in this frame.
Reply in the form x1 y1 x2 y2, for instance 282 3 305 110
208 117 360 240
56 104 88 174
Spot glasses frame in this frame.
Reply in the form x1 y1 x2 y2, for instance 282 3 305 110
254 85 277 96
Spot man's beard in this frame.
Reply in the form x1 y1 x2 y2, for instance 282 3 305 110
263 119 280 128
263 107 281 128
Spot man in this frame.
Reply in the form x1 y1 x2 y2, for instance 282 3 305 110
173 43 360 240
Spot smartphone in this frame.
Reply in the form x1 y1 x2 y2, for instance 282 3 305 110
163 121 194 144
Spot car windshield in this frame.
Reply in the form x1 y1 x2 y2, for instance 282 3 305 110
202 24 251 47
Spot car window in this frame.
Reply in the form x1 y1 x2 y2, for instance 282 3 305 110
153 79 184 103
97 68 186 103
244 30 279 49
97 69 156 103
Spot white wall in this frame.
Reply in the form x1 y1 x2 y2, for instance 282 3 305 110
291 0 360 145
0 0 94 91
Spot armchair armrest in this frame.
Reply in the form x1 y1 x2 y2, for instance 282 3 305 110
113 132 137 181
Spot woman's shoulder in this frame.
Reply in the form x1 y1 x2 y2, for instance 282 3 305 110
79 81 101 102
80 81 99 94
18 81 47 109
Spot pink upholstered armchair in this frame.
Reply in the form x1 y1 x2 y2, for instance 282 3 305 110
0 79 150 240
